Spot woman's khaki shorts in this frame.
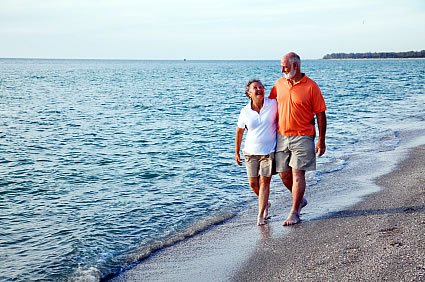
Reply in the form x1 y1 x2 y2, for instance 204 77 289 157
244 153 274 177
275 135 316 172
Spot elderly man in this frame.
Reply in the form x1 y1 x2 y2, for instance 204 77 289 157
269 52 327 225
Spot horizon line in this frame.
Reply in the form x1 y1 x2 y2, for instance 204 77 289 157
0 57 320 61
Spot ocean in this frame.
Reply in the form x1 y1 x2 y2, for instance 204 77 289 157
0 58 424 281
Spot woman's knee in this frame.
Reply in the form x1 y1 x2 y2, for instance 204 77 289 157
259 175 271 186
248 177 260 190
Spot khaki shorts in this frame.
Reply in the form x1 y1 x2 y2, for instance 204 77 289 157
275 134 316 172
244 153 274 177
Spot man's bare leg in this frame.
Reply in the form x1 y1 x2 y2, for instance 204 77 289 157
299 197 308 214
279 170 293 191
283 169 306 226
280 170 307 219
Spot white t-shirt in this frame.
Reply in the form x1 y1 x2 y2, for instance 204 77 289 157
237 97 277 155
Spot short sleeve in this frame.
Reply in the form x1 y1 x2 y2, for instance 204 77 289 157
269 85 277 99
237 109 246 129
312 85 327 114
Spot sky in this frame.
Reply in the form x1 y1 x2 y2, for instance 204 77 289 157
1 0 424 60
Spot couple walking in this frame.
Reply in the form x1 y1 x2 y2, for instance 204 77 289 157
235 52 327 226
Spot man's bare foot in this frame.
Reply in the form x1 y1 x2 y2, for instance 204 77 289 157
263 202 271 220
283 213 300 226
257 215 266 226
298 198 308 214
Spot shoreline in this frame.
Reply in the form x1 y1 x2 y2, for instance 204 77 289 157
111 143 425 282
233 144 425 281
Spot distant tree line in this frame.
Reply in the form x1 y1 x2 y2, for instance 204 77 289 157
323 50 425 59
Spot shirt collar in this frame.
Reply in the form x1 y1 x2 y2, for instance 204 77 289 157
286 73 307 86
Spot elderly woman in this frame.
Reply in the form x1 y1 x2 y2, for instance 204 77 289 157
235 79 277 225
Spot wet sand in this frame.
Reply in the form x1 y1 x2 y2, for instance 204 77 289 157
234 145 425 281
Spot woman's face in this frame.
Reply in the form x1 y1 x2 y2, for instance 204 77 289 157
248 82 265 102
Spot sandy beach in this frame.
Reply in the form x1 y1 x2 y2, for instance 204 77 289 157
112 144 424 282
234 144 425 281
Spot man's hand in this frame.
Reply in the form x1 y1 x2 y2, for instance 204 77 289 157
315 139 326 157
315 111 327 157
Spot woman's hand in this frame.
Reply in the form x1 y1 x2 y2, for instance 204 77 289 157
235 127 245 166
235 152 242 166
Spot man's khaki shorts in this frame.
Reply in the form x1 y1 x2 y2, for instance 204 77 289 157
244 153 274 178
275 134 316 172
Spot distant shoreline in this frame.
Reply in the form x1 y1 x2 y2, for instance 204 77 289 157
323 50 425 59
1 56 424 62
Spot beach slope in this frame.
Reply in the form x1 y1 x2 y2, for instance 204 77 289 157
234 145 425 281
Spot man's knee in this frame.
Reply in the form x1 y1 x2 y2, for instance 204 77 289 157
292 169 306 185
279 170 293 190
293 169 305 177
279 170 292 182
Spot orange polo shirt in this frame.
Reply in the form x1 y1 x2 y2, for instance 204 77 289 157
269 74 326 136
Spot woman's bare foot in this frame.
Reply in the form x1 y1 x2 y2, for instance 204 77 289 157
283 213 300 226
257 215 266 226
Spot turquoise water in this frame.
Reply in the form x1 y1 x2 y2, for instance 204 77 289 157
0 59 424 281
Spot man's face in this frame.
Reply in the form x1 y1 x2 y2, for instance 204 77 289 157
281 57 296 79
280 57 290 74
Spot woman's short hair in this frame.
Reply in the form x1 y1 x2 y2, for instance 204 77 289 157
245 79 263 98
